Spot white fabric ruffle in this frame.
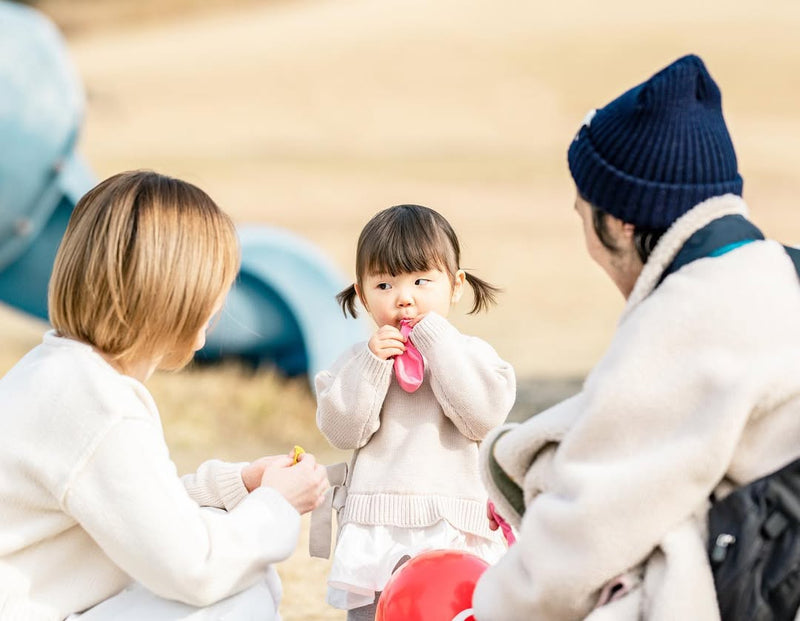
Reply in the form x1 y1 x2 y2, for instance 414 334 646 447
327 520 506 610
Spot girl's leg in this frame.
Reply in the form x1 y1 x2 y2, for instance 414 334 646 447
346 593 379 621
345 555 410 621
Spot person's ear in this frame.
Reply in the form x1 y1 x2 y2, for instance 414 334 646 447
606 214 636 249
621 221 636 240
451 270 466 304
354 283 369 313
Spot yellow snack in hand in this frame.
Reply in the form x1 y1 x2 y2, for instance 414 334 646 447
292 445 305 465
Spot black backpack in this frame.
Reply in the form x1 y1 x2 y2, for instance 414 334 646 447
704 241 800 621
708 457 800 621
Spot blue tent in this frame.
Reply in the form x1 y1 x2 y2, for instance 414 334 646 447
0 1 367 381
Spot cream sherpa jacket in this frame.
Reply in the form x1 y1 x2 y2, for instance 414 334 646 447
473 195 800 620
0 333 300 621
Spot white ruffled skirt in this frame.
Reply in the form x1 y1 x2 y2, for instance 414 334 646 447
327 520 506 610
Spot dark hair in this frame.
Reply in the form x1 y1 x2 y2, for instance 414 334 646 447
337 204 500 317
590 202 666 264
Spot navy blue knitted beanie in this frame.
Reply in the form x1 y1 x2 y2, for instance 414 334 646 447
567 54 743 230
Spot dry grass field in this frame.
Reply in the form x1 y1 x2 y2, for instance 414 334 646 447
3 0 800 618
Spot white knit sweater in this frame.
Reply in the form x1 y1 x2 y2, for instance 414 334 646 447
315 312 516 539
0 333 300 621
473 195 800 620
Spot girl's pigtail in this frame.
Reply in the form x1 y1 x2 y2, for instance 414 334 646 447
464 271 502 314
336 284 360 318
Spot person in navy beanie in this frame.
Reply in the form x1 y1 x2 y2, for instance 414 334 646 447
569 54 743 231
472 54 800 620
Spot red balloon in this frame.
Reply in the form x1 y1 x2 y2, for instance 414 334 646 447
376 549 489 621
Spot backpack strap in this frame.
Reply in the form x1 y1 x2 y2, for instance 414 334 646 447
308 448 359 559
657 214 800 286
657 215 764 287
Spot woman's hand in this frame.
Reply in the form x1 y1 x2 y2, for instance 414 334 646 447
259 452 330 514
241 452 294 493
368 324 406 360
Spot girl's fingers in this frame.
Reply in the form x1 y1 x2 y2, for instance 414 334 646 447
368 328 407 359
486 501 500 530
376 332 405 345
372 335 405 356
376 326 405 343
377 336 406 349
409 314 426 327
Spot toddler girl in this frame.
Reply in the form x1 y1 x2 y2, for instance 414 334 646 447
0 170 329 620
315 204 516 620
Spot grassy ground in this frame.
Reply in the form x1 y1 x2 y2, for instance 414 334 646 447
3 0 800 618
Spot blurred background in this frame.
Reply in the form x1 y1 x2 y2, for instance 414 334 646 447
2 0 800 618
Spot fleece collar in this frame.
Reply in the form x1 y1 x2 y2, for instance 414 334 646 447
622 194 749 321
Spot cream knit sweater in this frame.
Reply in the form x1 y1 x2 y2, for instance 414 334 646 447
473 195 800 620
315 312 516 539
0 333 300 621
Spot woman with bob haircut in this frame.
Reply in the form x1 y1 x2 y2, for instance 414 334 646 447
0 170 329 620
472 55 800 619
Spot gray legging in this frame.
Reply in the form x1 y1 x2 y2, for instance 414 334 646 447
346 593 379 621
346 555 411 621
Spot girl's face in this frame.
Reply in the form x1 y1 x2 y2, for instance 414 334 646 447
357 268 465 328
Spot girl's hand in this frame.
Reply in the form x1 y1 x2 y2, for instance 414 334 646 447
368 324 406 360
408 313 428 328
486 500 500 531
487 501 516 545
242 453 294 492
259 453 330 514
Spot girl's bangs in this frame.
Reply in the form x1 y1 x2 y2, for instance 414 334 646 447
364 228 452 277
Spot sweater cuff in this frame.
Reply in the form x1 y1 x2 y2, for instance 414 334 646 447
408 312 456 352
183 459 250 510
216 461 250 510
357 343 394 384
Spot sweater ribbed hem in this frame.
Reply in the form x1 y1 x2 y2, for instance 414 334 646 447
341 492 494 539
409 312 454 352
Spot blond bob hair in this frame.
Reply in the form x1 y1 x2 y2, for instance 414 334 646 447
48 170 240 371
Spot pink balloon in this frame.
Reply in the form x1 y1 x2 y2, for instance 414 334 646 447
376 549 489 621
394 319 424 392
